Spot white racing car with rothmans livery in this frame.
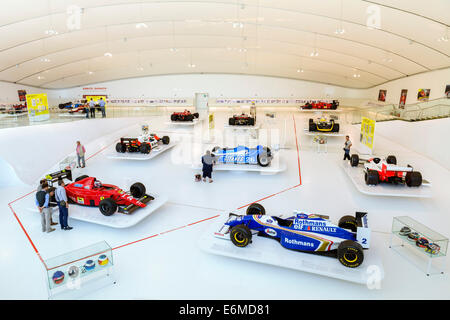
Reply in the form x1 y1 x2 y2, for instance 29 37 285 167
350 154 423 187
215 203 370 268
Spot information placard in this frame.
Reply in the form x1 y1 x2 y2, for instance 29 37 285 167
26 93 49 121
360 117 375 150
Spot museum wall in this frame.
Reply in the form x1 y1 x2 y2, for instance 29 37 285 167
0 81 62 105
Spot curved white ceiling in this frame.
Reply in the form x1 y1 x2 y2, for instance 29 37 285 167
0 0 449 89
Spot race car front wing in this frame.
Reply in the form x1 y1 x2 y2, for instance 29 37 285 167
118 194 154 214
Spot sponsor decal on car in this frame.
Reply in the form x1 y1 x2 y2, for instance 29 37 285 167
284 238 315 247
77 197 84 204
265 228 277 237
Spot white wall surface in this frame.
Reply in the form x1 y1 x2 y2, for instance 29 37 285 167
0 81 64 105
363 68 450 105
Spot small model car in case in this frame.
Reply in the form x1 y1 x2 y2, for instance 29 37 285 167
116 125 170 154
350 154 422 187
45 169 153 216
308 117 340 133
170 110 199 122
215 203 370 268
301 100 339 110
211 145 272 167
228 113 256 126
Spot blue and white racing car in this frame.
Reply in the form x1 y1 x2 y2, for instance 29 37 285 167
211 145 272 167
215 203 370 268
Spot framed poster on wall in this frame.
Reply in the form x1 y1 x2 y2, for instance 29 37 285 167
445 85 450 98
399 89 408 109
17 90 27 102
417 89 430 101
378 90 387 102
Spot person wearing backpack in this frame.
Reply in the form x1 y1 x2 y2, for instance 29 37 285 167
35 183 56 233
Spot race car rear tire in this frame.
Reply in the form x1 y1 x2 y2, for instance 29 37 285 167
350 154 359 167
75 175 89 182
406 171 422 187
229 118 235 126
130 182 146 198
249 118 255 126
338 215 358 232
246 203 266 216
332 123 340 132
257 151 271 167
162 136 170 145
116 142 126 153
337 240 364 268
386 155 397 165
309 121 316 132
365 170 379 185
193 112 199 118
99 198 118 216
140 143 151 154
170 114 177 121
230 224 252 247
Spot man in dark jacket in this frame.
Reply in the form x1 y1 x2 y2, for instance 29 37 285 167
201 150 215 183
36 183 56 233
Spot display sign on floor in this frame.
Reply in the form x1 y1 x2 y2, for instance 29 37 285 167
26 93 50 121
360 117 375 151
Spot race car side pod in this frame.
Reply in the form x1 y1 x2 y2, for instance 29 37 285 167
119 194 154 215
45 169 73 185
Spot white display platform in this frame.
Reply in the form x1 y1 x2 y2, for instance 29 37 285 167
224 124 260 130
303 128 346 137
341 161 432 198
191 153 286 173
24 193 168 228
165 119 199 126
299 109 342 113
199 214 384 285
4 112 28 118
106 142 178 161
58 113 86 118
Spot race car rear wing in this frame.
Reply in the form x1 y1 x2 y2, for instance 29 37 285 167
45 169 73 185
355 212 370 249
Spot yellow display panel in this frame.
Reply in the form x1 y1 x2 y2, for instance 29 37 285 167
209 113 215 129
360 117 375 150
26 93 49 118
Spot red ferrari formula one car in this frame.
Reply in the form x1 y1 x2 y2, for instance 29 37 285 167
45 170 153 216
8 104 27 114
301 100 339 110
170 110 199 122
228 113 256 126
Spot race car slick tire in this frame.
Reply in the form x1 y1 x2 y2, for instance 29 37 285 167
308 120 316 132
75 175 89 182
99 198 118 216
116 142 126 153
230 224 252 247
406 171 422 187
337 240 364 268
249 118 255 126
162 136 170 145
350 154 359 167
171 114 177 121
229 118 235 126
257 152 271 167
338 215 358 232
193 113 199 118
365 170 379 185
332 123 340 132
386 155 397 165
140 143 151 154
246 203 266 216
130 182 146 198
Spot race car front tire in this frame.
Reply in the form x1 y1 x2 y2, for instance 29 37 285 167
248 118 255 126
331 123 340 132
406 171 422 187
365 170 379 185
350 154 359 167
229 118 235 126
386 155 397 165
309 121 316 132
337 240 364 268
99 198 118 216
130 182 146 198
140 143 151 154
170 114 177 121
338 215 358 232
162 136 170 145
75 175 89 182
230 224 252 247
193 112 199 118
246 203 266 216
257 152 271 167
116 142 126 153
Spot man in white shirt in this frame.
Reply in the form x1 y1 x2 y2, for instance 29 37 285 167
55 179 72 230
88 98 95 118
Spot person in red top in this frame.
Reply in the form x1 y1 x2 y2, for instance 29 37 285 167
76 141 86 168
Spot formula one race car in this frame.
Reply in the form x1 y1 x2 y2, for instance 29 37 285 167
229 113 256 126
7 104 27 114
116 125 170 154
170 110 199 122
301 100 339 110
350 154 422 187
215 203 370 268
45 169 153 216
308 117 340 133
58 102 73 109
211 145 272 167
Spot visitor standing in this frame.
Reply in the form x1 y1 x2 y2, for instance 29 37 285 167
76 141 86 168
89 98 95 118
55 179 72 230
99 97 106 118
343 135 352 161
201 150 215 183
36 184 56 233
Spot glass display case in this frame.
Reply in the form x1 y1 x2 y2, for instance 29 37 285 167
44 241 115 299
390 216 448 276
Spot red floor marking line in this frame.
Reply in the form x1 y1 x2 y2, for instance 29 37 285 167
159 225 187 235
186 214 221 226
86 141 116 161
112 234 160 250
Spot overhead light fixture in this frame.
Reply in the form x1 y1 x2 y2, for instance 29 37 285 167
382 57 393 63
136 23 148 29
87 71 94 75
297 69 304 73
238 48 247 52
37 76 45 80
353 74 361 78
44 29 58 35
40 58 51 62
310 51 319 57
334 28 345 35
104 52 112 57
170 48 178 52
232 22 244 28
137 66 144 71
188 63 196 68
438 27 449 42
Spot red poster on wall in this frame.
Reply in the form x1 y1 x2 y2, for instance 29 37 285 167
399 89 407 109
18 90 26 101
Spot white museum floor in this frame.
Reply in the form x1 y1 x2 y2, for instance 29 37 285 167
0 109 449 299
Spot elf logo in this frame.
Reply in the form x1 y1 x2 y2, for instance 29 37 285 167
265 228 277 237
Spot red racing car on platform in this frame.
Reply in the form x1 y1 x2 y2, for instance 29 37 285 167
45 169 153 216
170 110 199 122
301 100 339 110
228 113 256 126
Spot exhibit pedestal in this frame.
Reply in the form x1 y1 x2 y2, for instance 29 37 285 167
106 142 178 160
